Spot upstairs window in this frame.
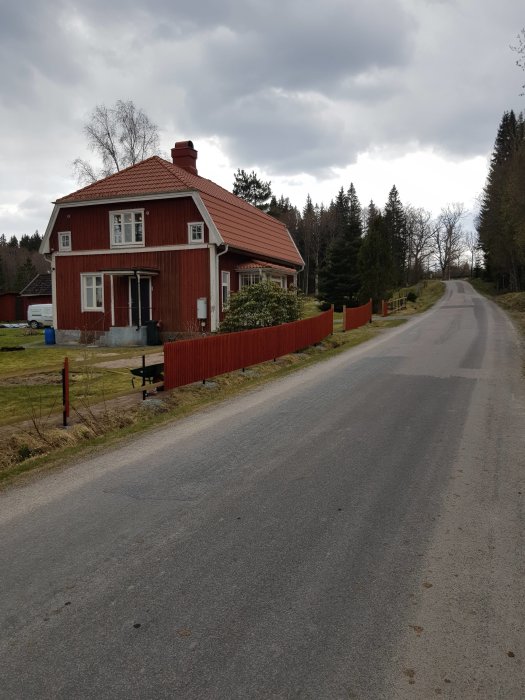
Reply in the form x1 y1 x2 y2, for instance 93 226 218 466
110 210 144 247
188 222 204 243
58 231 71 251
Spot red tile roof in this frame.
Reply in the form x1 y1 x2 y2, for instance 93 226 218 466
235 260 297 274
57 157 304 268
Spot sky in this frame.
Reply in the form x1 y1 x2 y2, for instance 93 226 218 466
1 0 524 239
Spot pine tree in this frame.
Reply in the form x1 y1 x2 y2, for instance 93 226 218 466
0 256 6 293
14 257 37 292
318 185 362 308
358 201 394 306
233 169 272 211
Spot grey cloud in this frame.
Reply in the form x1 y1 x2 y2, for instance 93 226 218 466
0 2 86 107
1 0 524 237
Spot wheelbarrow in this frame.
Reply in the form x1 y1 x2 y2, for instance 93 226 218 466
130 362 164 388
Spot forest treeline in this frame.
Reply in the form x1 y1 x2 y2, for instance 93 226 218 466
234 168 474 308
0 232 49 293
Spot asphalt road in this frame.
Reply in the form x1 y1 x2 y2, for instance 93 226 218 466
1 281 524 699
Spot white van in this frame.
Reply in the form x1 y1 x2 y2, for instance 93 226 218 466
27 304 54 329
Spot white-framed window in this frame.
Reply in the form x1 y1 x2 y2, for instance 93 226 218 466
58 231 72 252
110 209 144 247
239 272 262 287
81 273 104 311
221 271 230 309
188 222 204 243
269 275 286 288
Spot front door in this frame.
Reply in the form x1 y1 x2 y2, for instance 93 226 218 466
129 277 151 327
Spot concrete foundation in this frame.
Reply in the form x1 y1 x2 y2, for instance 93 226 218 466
54 327 148 347
103 326 148 347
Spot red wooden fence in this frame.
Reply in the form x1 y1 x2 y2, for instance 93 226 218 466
164 309 334 390
342 299 372 331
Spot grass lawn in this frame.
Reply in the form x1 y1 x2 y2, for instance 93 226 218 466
0 326 161 426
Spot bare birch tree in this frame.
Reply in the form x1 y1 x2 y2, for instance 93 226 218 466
464 230 480 276
405 206 434 282
73 100 161 185
434 203 466 279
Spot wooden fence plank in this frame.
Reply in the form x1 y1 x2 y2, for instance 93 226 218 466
164 309 334 390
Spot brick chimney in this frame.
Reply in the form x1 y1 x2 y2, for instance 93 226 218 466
171 140 198 175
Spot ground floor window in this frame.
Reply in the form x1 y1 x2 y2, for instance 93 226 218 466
239 271 287 288
239 272 262 287
269 275 286 288
221 271 230 308
81 274 104 311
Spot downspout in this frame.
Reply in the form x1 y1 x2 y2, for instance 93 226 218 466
134 270 141 330
215 243 229 330
296 262 305 289
44 253 57 330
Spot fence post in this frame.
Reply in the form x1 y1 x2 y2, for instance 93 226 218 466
142 354 147 400
342 305 346 332
62 357 69 427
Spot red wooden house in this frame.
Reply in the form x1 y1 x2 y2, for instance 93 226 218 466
40 141 304 345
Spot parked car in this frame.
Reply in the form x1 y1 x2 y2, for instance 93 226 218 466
27 304 53 329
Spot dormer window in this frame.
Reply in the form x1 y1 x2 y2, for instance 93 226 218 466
188 222 204 243
58 231 71 251
110 210 144 247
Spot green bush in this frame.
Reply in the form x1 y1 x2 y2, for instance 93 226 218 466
220 281 304 332
407 291 418 302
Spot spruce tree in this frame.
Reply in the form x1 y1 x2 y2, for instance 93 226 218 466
384 185 407 286
477 110 525 290
318 185 362 308
358 201 394 306
296 195 318 294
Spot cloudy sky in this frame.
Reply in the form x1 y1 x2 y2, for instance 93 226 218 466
1 0 524 238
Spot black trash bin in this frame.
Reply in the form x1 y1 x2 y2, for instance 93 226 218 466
146 320 161 346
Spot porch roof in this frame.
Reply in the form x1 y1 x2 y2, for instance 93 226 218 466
235 260 297 275
98 267 159 277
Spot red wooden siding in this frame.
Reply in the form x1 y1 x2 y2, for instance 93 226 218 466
50 197 207 252
342 299 372 331
164 309 333 390
55 248 210 332
0 293 19 322
20 295 53 319
0 294 51 322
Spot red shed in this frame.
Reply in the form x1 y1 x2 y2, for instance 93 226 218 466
19 273 53 319
40 141 304 345
0 293 21 322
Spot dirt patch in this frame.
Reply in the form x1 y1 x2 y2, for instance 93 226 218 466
0 374 63 386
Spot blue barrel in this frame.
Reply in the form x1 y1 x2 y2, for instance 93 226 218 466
44 327 56 345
